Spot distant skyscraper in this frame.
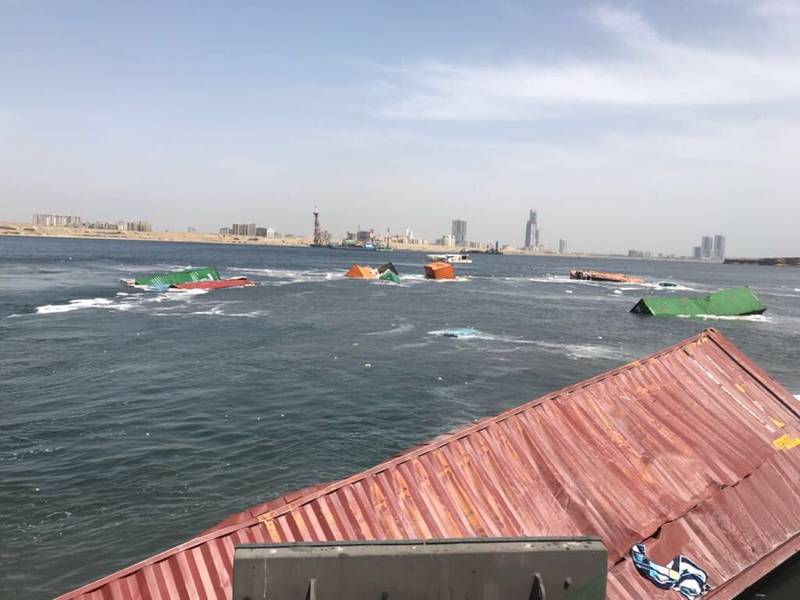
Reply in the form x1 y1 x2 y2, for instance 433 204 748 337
693 246 702 259
713 234 726 260
701 236 713 259
524 210 540 249
451 219 467 245
559 239 568 253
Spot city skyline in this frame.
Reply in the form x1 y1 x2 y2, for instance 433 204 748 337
2 2 799 255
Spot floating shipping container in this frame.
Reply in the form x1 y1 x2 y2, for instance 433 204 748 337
424 261 455 280
174 277 255 290
631 286 766 317
132 266 221 288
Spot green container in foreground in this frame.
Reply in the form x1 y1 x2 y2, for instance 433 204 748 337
378 270 400 284
631 287 766 317
134 266 221 288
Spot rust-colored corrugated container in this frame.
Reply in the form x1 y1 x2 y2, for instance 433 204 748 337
57 329 800 600
424 261 455 280
345 264 378 279
173 277 255 290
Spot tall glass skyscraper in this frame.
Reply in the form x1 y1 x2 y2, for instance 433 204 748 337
525 210 540 249
451 219 467 245
713 234 726 260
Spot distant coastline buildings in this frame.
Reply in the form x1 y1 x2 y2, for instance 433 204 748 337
692 233 726 260
32 214 151 232
32 214 81 227
219 222 280 239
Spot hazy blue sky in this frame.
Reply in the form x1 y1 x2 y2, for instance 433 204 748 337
1 1 799 255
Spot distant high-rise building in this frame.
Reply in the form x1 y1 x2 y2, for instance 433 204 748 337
33 214 82 227
558 239 568 253
451 219 467 245
713 234 726 260
693 246 702 259
232 223 256 236
524 210 540 249
701 236 713 259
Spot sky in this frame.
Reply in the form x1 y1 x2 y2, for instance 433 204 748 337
1 0 799 256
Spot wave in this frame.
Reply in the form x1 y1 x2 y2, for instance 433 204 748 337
188 305 266 318
35 298 116 314
533 341 628 360
228 267 344 285
33 288 209 315
364 323 415 336
522 275 700 292
676 314 772 322
427 330 627 360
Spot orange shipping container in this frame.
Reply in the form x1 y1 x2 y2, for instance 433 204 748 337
345 264 378 279
424 261 455 280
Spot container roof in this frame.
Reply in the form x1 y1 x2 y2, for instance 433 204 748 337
57 328 800 600
632 287 766 317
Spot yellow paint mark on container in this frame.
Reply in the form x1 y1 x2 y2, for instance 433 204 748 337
772 434 800 450
770 417 786 429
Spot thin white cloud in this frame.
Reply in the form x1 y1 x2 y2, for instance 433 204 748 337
376 5 800 120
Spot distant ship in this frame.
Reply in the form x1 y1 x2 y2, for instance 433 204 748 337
329 240 393 252
426 253 472 264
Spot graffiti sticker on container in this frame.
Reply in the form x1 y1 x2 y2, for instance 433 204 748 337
631 543 711 599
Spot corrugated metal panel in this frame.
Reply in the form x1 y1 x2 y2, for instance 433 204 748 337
134 267 221 288
57 328 800 600
173 278 254 290
631 287 766 317
424 261 455 279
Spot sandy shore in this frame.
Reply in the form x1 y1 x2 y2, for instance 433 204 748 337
0 222 509 254
0 222 314 247
1 221 702 260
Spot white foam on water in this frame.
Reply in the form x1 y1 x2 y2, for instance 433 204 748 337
532 340 628 360
229 267 344 285
35 298 115 314
426 330 626 360
364 323 415 336
676 314 772 322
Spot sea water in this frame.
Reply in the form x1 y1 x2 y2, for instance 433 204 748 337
1 236 799 598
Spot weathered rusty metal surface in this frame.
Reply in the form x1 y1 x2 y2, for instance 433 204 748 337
57 328 800 600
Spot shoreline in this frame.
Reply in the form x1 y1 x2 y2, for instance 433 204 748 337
1 222 721 262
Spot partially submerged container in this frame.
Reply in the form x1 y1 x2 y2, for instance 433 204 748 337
631 286 766 317
126 267 221 288
441 327 480 338
377 262 398 276
378 270 400 284
424 261 455 280
345 264 378 279
174 277 255 290
570 269 643 284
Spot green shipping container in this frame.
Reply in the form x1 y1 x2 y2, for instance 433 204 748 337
630 287 766 317
134 267 221 288
379 270 400 284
